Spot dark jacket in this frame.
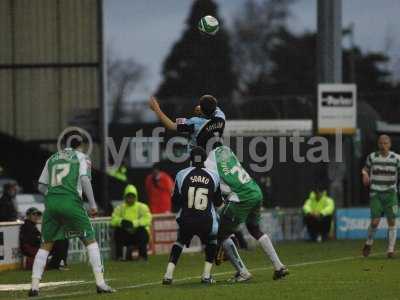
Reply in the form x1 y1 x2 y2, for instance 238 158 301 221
19 219 41 257
0 194 18 222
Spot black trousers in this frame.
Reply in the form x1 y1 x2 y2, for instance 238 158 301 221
114 227 149 259
48 239 69 269
304 215 332 241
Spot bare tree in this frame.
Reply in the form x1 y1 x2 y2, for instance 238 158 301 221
232 0 295 94
107 54 146 122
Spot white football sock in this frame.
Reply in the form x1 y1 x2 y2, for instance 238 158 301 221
258 234 284 270
388 226 397 253
87 242 105 286
223 238 249 274
202 261 213 279
31 249 49 290
366 225 377 246
165 262 176 279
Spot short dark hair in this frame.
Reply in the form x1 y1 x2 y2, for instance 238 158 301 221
199 95 217 117
62 130 86 149
190 146 207 167
152 162 162 170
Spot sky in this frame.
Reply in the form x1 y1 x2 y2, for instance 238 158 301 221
104 0 400 101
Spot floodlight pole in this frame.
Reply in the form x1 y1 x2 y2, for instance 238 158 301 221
317 0 342 83
317 0 352 208
98 0 109 212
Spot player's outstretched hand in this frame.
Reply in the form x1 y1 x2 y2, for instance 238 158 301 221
89 207 98 218
149 96 160 112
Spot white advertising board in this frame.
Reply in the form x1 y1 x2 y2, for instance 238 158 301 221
318 84 357 134
225 120 313 137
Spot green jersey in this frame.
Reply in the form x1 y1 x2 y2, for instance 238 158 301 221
365 151 400 192
38 148 91 200
205 145 262 203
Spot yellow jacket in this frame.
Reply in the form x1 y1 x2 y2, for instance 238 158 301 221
110 185 152 234
303 191 335 216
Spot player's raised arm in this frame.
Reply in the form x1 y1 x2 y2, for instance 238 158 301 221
148 96 177 131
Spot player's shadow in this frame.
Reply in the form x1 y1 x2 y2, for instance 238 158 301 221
362 256 392 261
168 279 257 290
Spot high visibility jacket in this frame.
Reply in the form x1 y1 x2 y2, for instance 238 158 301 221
303 191 335 216
110 185 152 234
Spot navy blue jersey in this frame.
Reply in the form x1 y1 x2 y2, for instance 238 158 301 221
172 166 222 226
176 107 226 150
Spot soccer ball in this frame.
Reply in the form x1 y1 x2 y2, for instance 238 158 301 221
198 15 219 36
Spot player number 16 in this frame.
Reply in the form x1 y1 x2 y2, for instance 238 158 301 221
187 187 208 211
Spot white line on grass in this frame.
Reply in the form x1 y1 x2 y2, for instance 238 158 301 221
33 252 384 300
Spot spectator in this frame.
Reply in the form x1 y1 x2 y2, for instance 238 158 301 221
19 207 69 270
145 164 174 214
0 182 18 222
111 184 152 261
303 188 335 242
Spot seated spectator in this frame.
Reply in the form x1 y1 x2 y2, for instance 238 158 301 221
111 185 152 261
19 207 69 270
0 182 18 222
145 164 174 214
303 188 335 242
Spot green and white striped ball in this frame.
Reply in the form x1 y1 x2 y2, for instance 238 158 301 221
198 15 219 36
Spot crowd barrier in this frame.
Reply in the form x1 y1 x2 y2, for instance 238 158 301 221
0 208 335 272
3 207 395 270
0 214 202 271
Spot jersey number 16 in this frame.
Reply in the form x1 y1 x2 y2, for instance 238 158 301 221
188 187 208 211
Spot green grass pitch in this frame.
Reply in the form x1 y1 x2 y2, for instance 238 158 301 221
1 240 399 300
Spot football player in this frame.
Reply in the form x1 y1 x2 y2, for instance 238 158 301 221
206 145 289 282
163 147 223 285
149 95 225 151
28 130 114 297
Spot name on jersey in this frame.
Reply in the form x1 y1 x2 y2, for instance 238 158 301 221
220 161 231 176
190 175 210 185
52 151 74 162
206 121 224 132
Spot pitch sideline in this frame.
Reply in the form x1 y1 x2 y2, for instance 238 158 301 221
32 252 384 299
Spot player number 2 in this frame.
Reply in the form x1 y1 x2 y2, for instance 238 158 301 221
231 163 251 184
188 187 208 210
51 163 70 186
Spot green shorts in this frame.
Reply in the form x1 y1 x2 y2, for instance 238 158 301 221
220 195 263 235
42 195 95 242
370 190 398 220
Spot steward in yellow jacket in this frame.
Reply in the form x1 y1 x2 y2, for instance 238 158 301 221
302 189 335 242
111 185 152 260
